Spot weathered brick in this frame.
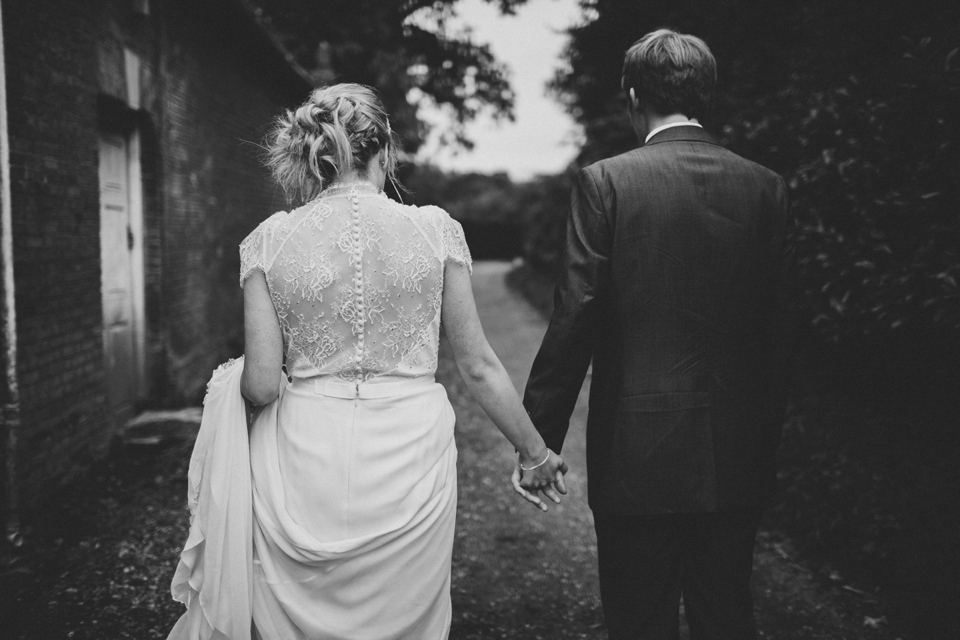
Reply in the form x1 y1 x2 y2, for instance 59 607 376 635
3 0 308 507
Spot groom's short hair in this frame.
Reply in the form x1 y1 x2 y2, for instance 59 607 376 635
622 29 717 119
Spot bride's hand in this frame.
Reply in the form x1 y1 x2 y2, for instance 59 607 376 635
511 449 568 512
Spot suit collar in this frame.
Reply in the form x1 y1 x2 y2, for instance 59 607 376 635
643 125 718 147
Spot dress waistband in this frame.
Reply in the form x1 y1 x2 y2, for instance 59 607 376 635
288 376 436 400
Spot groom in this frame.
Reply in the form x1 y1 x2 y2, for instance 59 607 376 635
522 29 795 639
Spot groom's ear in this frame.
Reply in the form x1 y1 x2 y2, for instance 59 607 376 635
628 87 639 111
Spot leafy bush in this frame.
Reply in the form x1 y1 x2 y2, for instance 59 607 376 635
519 172 574 272
398 164 539 260
771 388 960 639
726 37 960 348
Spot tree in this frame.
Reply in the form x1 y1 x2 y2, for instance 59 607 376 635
248 0 529 153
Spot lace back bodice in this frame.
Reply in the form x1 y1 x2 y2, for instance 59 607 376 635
240 184 472 382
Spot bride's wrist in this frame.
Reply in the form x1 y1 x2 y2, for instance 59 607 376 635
518 445 549 468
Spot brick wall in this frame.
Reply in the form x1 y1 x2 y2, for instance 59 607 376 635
5 0 113 504
3 0 306 505
159 1 301 402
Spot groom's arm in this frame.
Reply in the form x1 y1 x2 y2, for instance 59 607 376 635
523 166 611 453
761 176 801 441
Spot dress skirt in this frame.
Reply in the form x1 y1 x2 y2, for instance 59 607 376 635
248 376 458 640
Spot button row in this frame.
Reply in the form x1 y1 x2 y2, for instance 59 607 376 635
351 190 365 379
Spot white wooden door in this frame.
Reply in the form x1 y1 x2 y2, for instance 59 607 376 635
98 133 139 429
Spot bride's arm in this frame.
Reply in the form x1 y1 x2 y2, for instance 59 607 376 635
441 261 568 509
241 271 284 405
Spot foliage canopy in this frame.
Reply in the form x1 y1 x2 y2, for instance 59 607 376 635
249 0 529 153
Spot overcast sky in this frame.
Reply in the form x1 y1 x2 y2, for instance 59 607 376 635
414 0 584 181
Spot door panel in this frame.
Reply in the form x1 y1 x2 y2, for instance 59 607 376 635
98 133 138 429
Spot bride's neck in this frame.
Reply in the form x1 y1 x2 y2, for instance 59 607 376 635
335 155 386 190
334 169 367 185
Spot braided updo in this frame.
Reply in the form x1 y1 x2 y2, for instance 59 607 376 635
265 83 398 203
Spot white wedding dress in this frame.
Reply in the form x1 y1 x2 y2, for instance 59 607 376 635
167 183 471 640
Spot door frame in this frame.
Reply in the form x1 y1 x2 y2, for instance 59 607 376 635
126 128 145 400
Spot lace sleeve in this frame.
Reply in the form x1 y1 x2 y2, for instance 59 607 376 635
439 211 473 273
239 213 283 287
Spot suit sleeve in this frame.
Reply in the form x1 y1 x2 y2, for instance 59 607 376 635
522 167 612 453
762 176 800 444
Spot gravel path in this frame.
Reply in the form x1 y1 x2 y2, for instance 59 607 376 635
442 261 603 640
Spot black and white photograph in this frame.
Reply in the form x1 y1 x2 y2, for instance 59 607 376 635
0 0 957 638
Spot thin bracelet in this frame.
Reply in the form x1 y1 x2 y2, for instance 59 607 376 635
519 450 550 472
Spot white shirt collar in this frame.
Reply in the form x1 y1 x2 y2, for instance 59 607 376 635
644 121 703 144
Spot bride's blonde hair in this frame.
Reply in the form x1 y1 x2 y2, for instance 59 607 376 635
265 83 399 203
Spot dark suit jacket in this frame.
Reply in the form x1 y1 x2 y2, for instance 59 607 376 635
522 125 795 514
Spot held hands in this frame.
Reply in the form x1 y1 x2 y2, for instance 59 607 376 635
511 449 569 512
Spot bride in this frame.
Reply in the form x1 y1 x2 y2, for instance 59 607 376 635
167 83 567 640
